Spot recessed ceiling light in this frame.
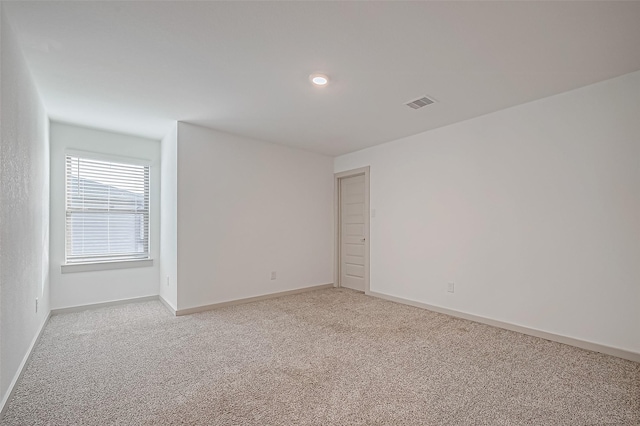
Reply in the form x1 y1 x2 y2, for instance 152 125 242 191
310 73 329 86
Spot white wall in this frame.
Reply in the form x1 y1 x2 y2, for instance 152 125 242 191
335 71 640 354
0 12 50 406
176 123 334 310
49 122 161 309
160 124 178 310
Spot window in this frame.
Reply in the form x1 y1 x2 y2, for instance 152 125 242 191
65 155 150 264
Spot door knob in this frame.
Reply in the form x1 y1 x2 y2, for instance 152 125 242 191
360 238 366 242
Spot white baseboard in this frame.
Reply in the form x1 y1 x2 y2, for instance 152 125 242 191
367 291 640 363
51 295 159 315
0 311 51 419
158 295 177 316
176 283 334 316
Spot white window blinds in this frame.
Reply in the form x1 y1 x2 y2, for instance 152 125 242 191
65 155 150 264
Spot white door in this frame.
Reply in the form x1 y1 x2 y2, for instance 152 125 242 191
340 174 366 291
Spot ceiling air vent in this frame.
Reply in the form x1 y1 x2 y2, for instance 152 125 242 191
406 96 436 110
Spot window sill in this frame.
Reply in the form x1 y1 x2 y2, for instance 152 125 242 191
61 259 153 274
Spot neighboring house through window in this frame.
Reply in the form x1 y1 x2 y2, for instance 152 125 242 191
65 154 150 264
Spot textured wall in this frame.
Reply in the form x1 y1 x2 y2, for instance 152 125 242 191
176 123 334 311
160 124 178 309
0 12 50 405
335 71 640 354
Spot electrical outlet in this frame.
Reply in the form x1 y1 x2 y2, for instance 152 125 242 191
35 298 39 313
270 271 277 280
447 282 455 293
166 275 170 287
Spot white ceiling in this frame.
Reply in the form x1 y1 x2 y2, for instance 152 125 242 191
3 1 640 156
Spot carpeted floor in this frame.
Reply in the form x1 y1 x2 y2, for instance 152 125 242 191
2 288 639 425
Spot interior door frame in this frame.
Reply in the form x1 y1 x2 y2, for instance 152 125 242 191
334 166 370 294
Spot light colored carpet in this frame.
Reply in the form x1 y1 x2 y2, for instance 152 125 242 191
2 288 639 425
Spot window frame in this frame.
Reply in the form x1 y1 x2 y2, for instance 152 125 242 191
62 150 153 273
